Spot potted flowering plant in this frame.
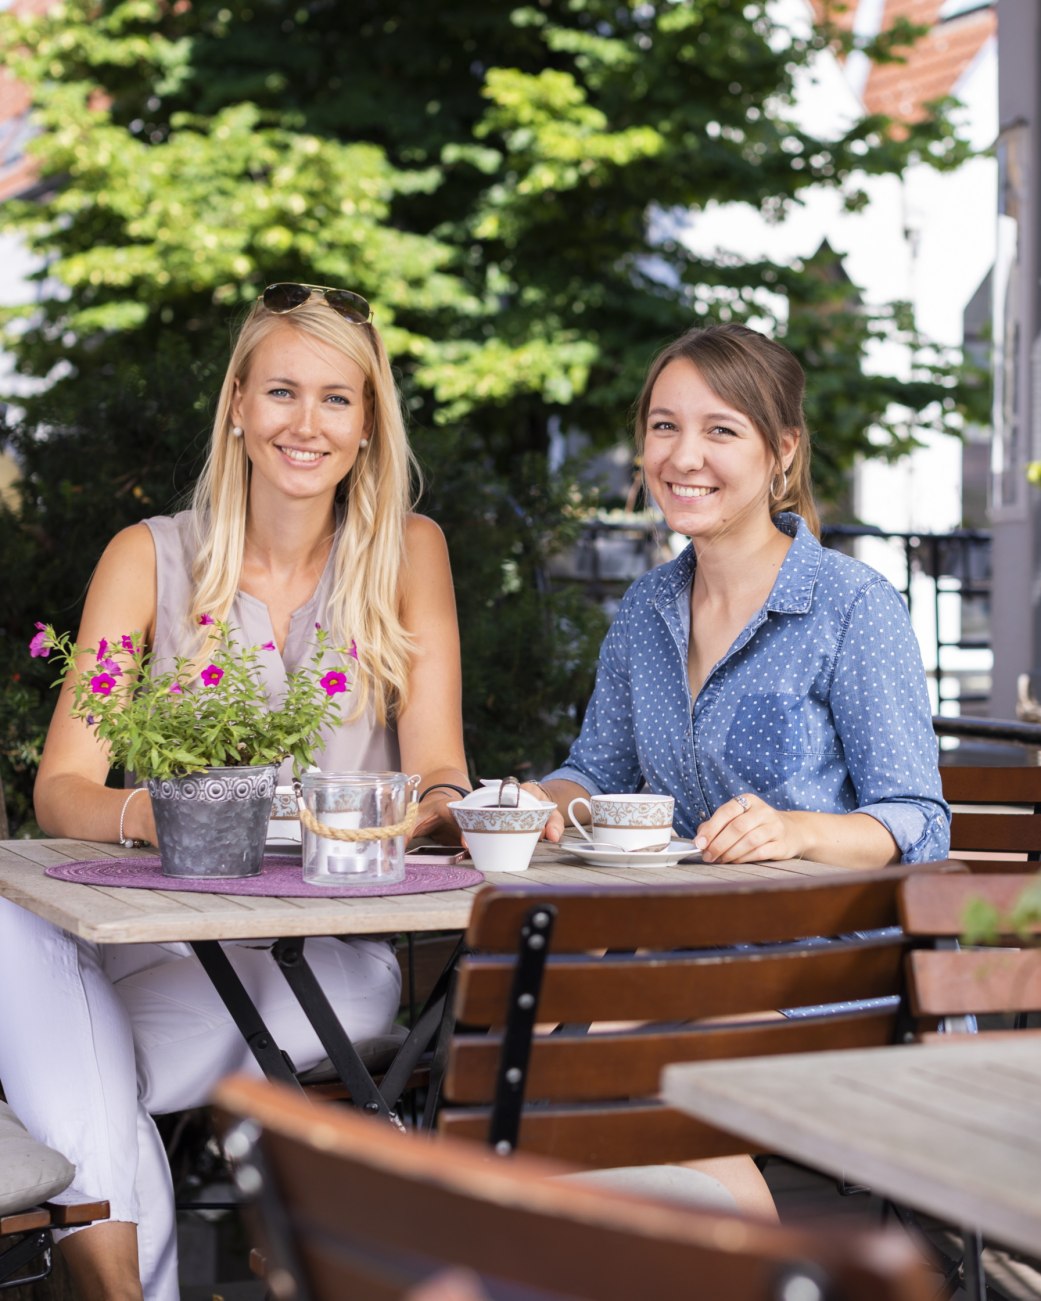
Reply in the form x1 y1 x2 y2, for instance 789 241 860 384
30 617 354 878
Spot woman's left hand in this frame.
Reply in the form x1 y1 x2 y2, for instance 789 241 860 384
694 793 800 864
411 791 465 845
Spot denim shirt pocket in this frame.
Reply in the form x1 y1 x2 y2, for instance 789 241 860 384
723 692 838 789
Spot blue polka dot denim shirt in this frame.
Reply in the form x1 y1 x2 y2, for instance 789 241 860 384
546 513 951 863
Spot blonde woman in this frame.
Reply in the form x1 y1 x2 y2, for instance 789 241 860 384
0 284 469 1300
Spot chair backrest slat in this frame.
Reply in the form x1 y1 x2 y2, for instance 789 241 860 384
941 765 1041 868
941 766 1041 805
455 937 906 1028
438 1100 756 1164
900 873 1041 938
949 812 1041 854
463 865 950 951
446 1008 898 1104
908 949 1041 1018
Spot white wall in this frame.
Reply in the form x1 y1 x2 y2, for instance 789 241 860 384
680 0 997 703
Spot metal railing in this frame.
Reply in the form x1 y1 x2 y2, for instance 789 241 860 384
550 514 994 716
933 715 1041 750
821 524 992 716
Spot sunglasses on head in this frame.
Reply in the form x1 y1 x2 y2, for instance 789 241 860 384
260 282 372 323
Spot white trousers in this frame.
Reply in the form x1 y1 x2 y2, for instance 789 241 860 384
0 897 401 1301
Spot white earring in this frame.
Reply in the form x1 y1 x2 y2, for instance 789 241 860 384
359 438 369 448
231 425 243 438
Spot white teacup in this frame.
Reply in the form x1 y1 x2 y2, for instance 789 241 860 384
449 800 554 873
566 793 675 852
267 784 302 846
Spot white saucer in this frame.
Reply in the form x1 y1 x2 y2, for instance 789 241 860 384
555 837 701 868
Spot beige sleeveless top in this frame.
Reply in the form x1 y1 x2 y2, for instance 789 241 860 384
144 511 399 781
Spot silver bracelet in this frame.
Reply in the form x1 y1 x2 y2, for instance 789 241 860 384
119 788 146 848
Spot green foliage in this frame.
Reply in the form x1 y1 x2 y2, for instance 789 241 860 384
34 619 352 780
411 432 607 778
0 0 982 828
962 878 1041 947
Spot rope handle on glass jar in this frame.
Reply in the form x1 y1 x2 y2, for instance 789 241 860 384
292 775 422 842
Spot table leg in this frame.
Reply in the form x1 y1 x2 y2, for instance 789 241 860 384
271 938 398 1122
960 1228 986 1301
190 941 301 1090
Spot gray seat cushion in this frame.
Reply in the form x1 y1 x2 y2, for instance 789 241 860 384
0 1101 75 1216
296 1024 410 1086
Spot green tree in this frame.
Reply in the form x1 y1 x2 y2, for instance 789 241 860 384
0 0 979 828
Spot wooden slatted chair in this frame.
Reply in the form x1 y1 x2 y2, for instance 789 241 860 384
899 871 1041 1034
432 861 965 1167
0 1201 110 1291
897 871 1041 1289
214 1073 933 1301
0 1096 110 1290
941 765 1041 874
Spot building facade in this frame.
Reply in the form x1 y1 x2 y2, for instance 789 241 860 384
991 0 1041 716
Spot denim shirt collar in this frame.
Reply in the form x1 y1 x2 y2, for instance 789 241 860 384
654 512 821 618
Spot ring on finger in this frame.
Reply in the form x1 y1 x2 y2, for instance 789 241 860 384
734 794 750 811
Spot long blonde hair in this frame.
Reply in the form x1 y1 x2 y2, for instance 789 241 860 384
634 323 820 537
189 296 420 723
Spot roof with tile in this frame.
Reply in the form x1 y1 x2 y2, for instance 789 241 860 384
0 0 54 202
809 0 996 122
0 0 1000 205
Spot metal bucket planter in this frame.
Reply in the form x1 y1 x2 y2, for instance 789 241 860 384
147 764 278 878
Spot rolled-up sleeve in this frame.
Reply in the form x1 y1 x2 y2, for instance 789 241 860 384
829 578 951 863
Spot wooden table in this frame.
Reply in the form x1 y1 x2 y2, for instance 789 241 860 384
661 1036 1041 1265
0 837 855 1111
0 837 847 945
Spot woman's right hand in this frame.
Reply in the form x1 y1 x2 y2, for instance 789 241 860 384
520 783 566 842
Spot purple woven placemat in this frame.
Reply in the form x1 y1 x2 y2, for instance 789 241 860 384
44 854 484 898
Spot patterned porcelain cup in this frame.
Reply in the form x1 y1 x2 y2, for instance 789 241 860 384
448 800 554 872
566 793 675 851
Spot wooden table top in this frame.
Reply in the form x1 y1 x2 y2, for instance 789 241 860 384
0 837 848 944
661 1035 1041 1259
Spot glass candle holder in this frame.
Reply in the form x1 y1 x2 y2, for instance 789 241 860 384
300 771 411 887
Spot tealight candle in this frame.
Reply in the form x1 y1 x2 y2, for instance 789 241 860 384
313 809 365 876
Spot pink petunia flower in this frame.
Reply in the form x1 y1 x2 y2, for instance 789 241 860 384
90 673 117 696
169 682 183 694
261 641 276 651
121 634 137 653
347 639 359 660
200 664 224 687
28 623 50 658
319 670 348 696
96 638 108 661
96 658 122 676
198 614 215 626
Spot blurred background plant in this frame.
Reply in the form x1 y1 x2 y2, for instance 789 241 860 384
962 878 1041 946
0 0 986 832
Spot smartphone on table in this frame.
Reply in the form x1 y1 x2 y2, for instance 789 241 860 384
407 846 468 863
